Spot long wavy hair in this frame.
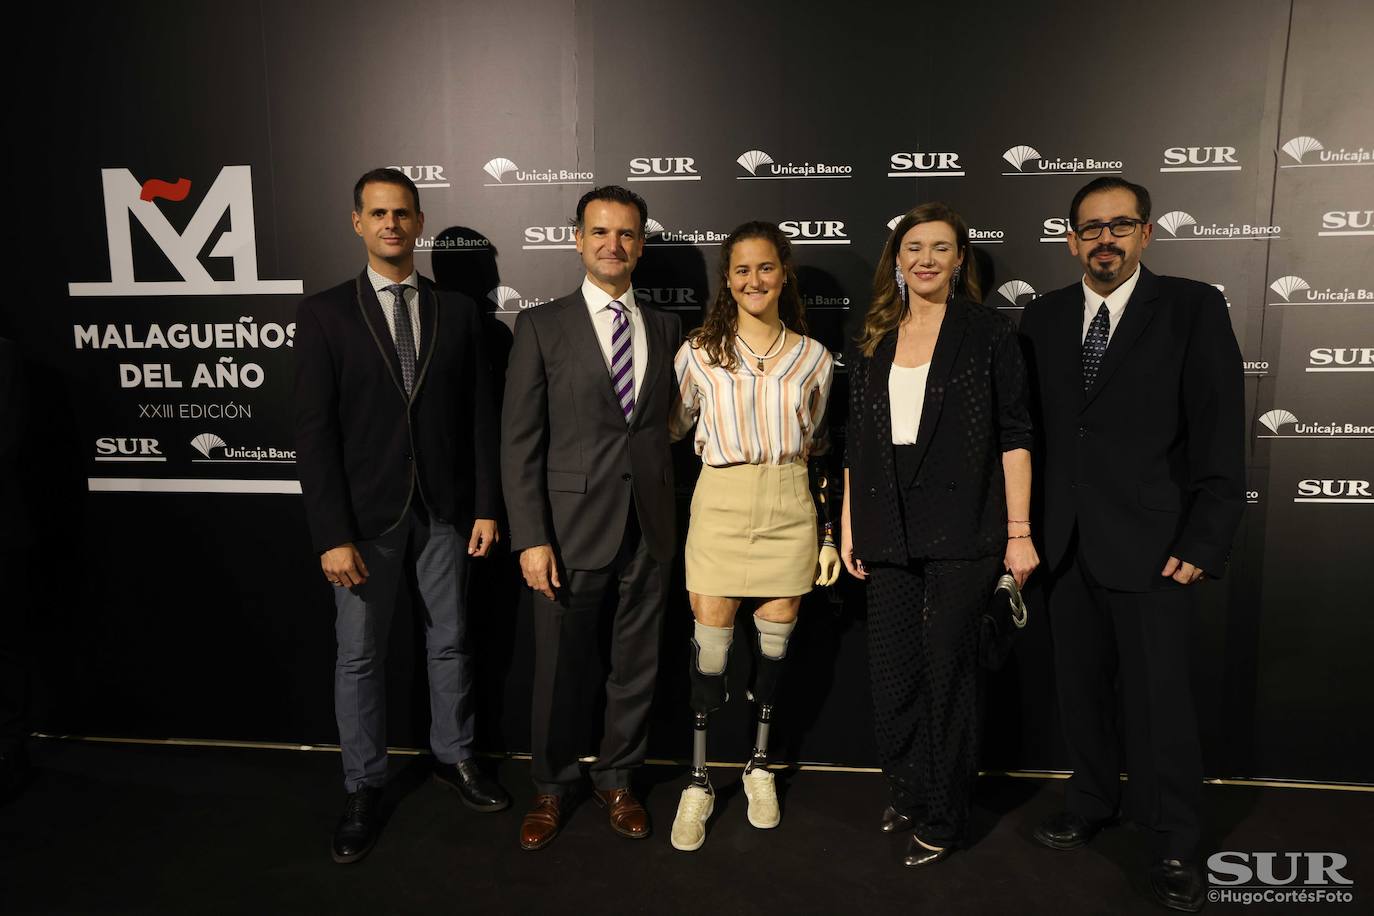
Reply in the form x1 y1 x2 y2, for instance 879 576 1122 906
856 202 982 357
688 221 808 371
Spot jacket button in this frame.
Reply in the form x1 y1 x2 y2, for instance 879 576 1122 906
869 487 877 495
622 473 632 481
947 482 957 491
1077 426 1087 438
404 452 412 461
913 481 922 489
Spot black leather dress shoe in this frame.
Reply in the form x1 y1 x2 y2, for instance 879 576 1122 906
433 759 510 812
332 786 382 864
1149 859 1205 912
880 806 914 834
902 834 953 867
1033 811 1106 850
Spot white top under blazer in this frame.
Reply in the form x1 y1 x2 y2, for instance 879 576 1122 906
889 362 930 445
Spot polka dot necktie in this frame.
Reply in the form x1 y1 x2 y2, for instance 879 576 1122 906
1081 302 1110 392
608 300 635 421
385 283 417 396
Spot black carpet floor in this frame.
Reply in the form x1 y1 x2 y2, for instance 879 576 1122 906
1 739 1371 915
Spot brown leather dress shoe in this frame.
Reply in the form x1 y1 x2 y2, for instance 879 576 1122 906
594 788 650 839
519 794 562 850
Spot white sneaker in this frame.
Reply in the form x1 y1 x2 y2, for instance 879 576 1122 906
670 785 714 851
743 767 780 828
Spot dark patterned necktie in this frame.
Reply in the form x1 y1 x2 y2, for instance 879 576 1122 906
609 300 634 420
386 283 416 396
1081 302 1110 392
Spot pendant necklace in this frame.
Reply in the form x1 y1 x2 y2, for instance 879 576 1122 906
737 325 786 372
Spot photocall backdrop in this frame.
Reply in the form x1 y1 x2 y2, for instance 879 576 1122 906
13 0 1372 783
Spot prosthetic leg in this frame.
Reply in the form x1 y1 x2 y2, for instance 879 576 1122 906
672 623 732 851
742 615 796 829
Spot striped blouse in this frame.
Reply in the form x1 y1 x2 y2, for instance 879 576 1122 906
672 334 834 467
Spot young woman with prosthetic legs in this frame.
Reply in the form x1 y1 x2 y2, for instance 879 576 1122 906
668 221 841 852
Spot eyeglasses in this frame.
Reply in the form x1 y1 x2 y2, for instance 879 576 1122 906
1075 218 1145 241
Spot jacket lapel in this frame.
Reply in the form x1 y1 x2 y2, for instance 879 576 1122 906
903 301 969 482
1083 265 1160 408
630 303 666 429
559 290 626 420
866 330 897 457
411 277 438 399
354 271 407 401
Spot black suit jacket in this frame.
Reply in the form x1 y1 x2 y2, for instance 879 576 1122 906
846 299 1032 562
293 271 499 554
501 290 681 570
1019 265 1245 591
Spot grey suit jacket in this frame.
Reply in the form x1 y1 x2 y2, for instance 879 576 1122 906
500 289 681 570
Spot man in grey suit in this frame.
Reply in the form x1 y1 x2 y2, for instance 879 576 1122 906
501 185 681 850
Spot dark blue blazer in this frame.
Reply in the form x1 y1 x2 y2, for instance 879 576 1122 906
1018 265 1245 591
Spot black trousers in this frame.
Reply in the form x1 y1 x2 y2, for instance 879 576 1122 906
867 554 1000 848
529 507 668 795
1047 544 1203 860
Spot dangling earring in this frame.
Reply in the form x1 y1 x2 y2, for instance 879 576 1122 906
948 264 962 303
894 264 907 302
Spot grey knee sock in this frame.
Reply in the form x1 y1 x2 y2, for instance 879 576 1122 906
693 622 734 674
753 616 796 659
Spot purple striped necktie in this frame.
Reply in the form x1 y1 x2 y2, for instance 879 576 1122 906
608 300 634 421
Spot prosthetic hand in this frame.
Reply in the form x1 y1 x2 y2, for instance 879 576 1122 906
809 455 840 587
816 545 841 586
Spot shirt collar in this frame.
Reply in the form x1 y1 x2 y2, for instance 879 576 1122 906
367 265 419 294
1081 264 1141 316
582 275 637 315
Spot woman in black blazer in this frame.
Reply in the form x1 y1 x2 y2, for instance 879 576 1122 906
840 202 1037 866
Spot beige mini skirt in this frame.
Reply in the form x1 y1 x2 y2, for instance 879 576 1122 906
685 460 818 598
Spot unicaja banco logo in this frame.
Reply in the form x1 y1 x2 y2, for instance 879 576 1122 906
190 433 227 458
68 166 303 297
996 280 1035 308
481 157 593 187
1003 146 1041 171
1259 410 1297 434
487 286 549 311
735 149 852 180
1155 209 1280 241
1280 135 1373 168
1282 136 1324 163
1270 276 1310 301
1258 409 1374 439
645 218 728 246
189 431 294 462
1157 211 1196 236
1269 274 1374 306
1001 144 1122 176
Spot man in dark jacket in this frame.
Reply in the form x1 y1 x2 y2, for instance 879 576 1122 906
1020 176 1245 913
294 168 508 864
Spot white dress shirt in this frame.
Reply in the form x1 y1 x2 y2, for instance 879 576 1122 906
889 362 930 445
367 265 421 356
1080 264 1141 345
582 275 647 400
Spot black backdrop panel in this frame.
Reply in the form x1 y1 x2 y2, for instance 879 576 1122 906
14 0 1372 782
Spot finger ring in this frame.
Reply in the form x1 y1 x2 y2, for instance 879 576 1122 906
330 579 341 586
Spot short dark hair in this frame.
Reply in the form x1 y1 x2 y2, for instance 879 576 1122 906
1068 176 1151 228
353 168 421 213
575 185 648 233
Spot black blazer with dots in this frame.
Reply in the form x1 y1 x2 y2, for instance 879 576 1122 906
846 298 1032 563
